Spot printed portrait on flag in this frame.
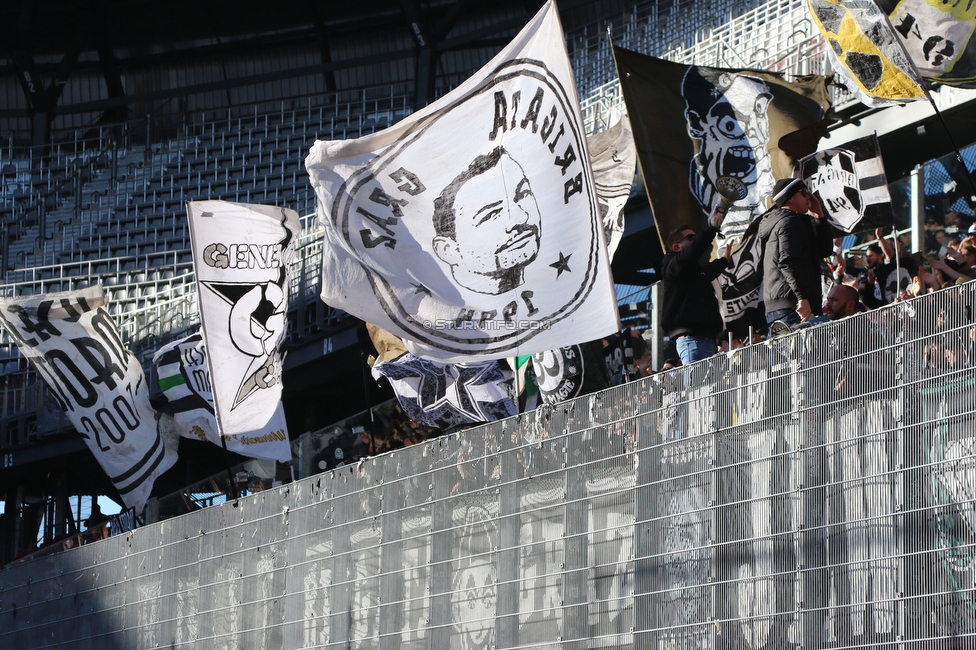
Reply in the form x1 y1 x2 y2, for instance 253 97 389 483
683 67 776 240
307 1 618 362
612 46 831 249
431 146 543 296
0 287 178 511
186 201 298 439
797 134 894 233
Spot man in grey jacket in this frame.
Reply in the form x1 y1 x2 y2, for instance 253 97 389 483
758 177 833 326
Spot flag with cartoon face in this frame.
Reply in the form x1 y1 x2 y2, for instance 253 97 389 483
153 332 291 461
186 200 297 440
612 47 831 249
0 287 178 512
808 0 927 105
306 0 618 362
879 0 976 88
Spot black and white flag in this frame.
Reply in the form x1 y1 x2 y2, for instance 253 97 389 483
0 287 178 511
186 200 297 441
797 134 894 233
306 0 618 362
371 353 518 430
587 108 637 261
531 339 610 405
153 333 291 461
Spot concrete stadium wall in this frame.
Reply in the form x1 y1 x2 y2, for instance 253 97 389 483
1 284 975 649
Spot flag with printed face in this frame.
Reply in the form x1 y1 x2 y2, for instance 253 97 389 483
153 333 291 461
808 0 928 105
879 0 976 88
186 200 297 440
797 134 894 233
0 287 178 512
587 108 637 260
306 0 618 362
612 46 832 249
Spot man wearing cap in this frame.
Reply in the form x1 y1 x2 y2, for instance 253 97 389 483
757 178 833 326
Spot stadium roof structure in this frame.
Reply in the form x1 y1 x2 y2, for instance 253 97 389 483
0 0 633 139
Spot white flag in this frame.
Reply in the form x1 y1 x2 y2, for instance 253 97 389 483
153 333 291 462
0 287 178 512
587 108 637 261
306 0 618 362
186 200 297 439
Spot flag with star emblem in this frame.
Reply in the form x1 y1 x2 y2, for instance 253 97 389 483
612 46 831 249
186 200 297 441
371 352 518 430
796 133 894 233
306 0 618 362
153 332 292 461
808 0 928 105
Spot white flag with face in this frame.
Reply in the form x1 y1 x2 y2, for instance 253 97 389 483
186 200 297 439
306 0 618 362
153 333 291 461
0 287 178 512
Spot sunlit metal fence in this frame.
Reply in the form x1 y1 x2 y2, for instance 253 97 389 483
1 282 975 649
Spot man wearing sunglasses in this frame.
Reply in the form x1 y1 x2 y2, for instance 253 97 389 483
661 208 733 365
757 177 833 326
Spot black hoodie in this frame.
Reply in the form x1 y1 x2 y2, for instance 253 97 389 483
756 207 833 314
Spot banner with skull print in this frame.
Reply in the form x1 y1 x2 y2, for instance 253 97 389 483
153 332 291 461
186 200 297 440
306 0 618 363
797 133 894 234
612 47 831 248
0 287 178 512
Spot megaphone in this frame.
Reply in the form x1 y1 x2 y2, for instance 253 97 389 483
714 176 747 216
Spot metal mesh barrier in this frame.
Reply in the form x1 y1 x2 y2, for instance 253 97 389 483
2 283 976 649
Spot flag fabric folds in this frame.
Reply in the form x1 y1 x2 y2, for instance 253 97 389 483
306 0 618 362
371 352 518 430
186 200 298 441
531 339 610 405
612 46 832 248
153 332 292 462
587 108 637 261
797 134 894 233
0 287 178 511
808 0 927 105
879 0 976 88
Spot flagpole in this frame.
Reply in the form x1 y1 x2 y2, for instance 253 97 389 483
185 203 239 502
874 2 976 201
920 91 976 200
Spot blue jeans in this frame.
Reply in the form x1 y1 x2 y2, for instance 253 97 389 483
766 308 802 326
675 335 718 365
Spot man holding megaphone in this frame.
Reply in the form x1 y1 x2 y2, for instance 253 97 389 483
660 176 745 365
